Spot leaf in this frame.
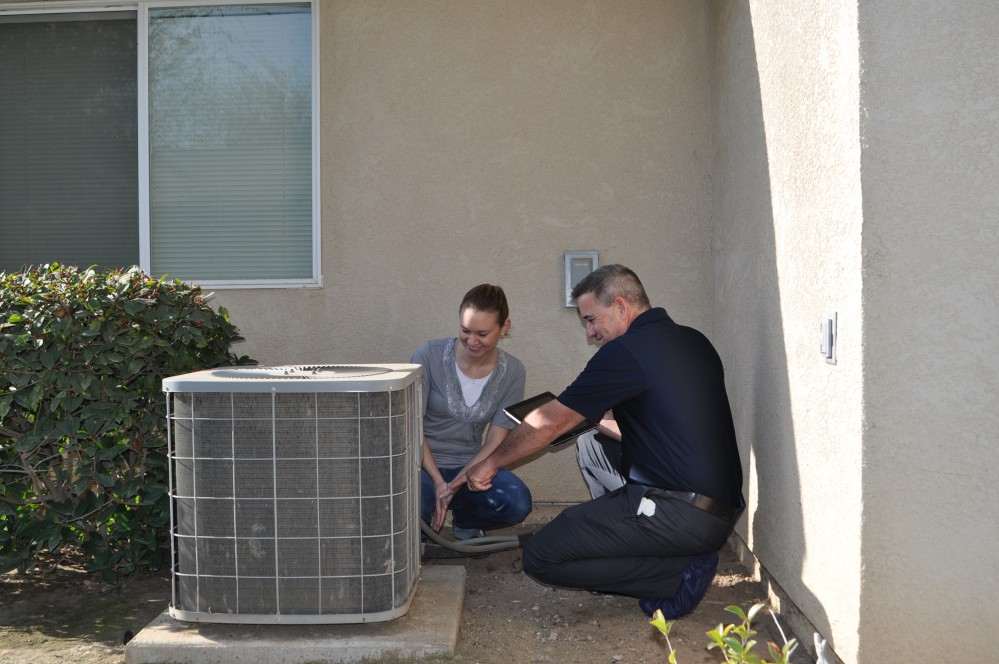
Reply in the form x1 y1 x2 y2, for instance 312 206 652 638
649 609 673 637
0 553 27 575
13 384 43 411
72 372 95 394
725 604 748 621
122 300 146 316
46 529 63 553
39 346 60 370
55 418 81 437
724 636 744 653
96 446 122 461
15 430 45 452
139 484 166 502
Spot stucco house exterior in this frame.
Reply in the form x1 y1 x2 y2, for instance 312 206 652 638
2 2 996 662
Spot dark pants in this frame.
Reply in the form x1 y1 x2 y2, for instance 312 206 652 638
522 482 736 598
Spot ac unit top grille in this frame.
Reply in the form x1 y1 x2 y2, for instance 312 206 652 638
211 366 391 380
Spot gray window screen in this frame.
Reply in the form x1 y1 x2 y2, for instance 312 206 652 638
0 14 139 272
148 4 313 282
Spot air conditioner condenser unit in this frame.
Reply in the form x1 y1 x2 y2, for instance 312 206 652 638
162 364 423 624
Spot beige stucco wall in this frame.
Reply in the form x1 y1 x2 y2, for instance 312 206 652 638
712 1 999 662
709 1 863 661
212 0 715 504
858 2 999 662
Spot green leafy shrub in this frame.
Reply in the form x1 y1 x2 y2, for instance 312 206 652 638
0 264 254 579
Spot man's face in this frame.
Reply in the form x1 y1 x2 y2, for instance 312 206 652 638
576 292 629 346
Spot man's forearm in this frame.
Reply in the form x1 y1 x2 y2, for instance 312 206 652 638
481 422 550 470
467 399 585 491
487 399 584 468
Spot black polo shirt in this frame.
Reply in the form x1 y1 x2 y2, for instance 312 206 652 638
558 307 743 507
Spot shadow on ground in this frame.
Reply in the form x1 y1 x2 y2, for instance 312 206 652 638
0 505 791 664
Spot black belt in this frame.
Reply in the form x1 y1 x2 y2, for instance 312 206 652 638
643 486 742 521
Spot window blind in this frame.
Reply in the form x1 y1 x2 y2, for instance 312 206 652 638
147 4 313 282
0 17 138 272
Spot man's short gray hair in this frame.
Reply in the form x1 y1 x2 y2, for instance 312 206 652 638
571 264 651 309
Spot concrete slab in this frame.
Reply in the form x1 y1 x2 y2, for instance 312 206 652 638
125 565 465 664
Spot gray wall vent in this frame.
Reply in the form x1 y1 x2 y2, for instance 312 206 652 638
162 364 423 624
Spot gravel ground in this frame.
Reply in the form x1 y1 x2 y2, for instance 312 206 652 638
0 505 792 664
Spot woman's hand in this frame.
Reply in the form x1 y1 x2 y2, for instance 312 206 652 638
432 479 456 532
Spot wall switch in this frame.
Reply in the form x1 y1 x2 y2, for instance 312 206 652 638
564 251 599 307
820 312 837 364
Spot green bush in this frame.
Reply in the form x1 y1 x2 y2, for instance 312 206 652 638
0 264 254 579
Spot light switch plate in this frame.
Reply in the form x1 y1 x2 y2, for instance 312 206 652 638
564 251 598 307
820 312 837 364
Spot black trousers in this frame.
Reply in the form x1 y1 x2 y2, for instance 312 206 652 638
522 483 737 598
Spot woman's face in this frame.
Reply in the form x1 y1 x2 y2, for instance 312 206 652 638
458 307 510 360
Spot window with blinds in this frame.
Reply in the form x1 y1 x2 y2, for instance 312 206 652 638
148 5 313 282
0 14 139 271
0 3 317 286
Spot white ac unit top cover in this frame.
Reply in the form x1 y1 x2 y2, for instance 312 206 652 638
163 364 422 393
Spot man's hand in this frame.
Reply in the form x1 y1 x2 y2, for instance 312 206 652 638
466 458 496 492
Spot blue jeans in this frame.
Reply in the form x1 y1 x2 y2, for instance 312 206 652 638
421 467 533 531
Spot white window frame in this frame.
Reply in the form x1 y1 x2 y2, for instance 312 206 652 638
0 0 322 290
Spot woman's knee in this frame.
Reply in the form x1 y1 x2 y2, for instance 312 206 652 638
507 497 532 523
506 483 533 522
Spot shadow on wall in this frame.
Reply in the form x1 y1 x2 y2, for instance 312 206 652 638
709 1 833 656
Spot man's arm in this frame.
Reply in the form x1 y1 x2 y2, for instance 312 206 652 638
597 412 621 441
465 399 585 491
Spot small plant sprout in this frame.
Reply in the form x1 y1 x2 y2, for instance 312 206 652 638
649 600 831 663
649 608 679 663
705 602 798 664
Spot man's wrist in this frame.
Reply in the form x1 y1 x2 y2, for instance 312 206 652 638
472 457 497 482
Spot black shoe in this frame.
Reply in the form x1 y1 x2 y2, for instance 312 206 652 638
639 550 719 619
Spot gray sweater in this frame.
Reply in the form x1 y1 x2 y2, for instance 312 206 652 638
411 338 526 468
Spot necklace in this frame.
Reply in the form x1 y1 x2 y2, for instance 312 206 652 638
455 347 496 380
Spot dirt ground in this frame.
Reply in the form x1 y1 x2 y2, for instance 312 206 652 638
0 505 796 664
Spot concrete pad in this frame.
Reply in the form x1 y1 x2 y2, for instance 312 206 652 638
125 565 465 664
